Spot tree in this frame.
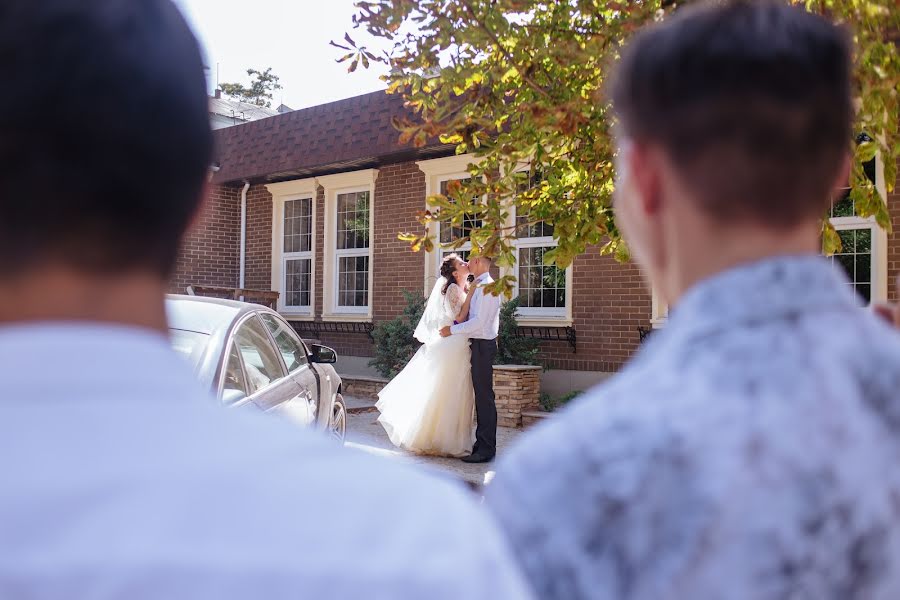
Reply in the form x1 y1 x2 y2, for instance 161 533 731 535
219 67 283 108
335 0 900 297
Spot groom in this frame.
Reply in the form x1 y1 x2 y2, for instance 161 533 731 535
440 256 501 463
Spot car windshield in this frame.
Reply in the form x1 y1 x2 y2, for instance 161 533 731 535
169 328 210 371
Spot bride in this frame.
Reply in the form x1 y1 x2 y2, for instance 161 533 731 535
376 254 477 457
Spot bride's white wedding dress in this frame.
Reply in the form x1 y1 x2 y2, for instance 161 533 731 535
376 280 475 457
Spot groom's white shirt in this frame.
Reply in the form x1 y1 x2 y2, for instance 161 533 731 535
0 323 535 600
450 272 500 340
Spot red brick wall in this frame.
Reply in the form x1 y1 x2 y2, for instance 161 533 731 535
540 249 651 372
372 163 428 320
888 155 900 303
243 184 274 290
180 163 654 372
170 184 240 294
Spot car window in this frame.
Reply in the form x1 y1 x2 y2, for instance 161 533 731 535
222 343 249 404
233 316 286 393
169 329 210 371
260 313 308 373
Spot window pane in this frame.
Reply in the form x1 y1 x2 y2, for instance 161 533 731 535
856 253 871 283
169 329 210 371
260 314 308 373
222 343 248 403
285 258 311 307
284 198 312 253
518 246 566 310
828 225 873 303
338 255 369 307
830 189 854 218
337 191 369 250
439 178 480 244
234 316 286 393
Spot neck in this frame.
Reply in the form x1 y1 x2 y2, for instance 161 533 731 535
0 266 169 334
661 220 821 307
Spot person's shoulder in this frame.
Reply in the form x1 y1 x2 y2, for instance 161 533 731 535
487 368 675 511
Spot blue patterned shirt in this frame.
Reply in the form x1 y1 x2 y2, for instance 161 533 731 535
487 256 900 600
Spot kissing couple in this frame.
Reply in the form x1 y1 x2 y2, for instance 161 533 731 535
376 254 501 463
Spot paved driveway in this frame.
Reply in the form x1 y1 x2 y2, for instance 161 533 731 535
343 396 522 489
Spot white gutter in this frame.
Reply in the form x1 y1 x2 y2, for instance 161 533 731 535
239 180 250 301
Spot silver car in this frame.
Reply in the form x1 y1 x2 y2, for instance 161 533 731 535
166 295 347 442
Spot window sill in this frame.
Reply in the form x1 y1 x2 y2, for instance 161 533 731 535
321 313 372 323
279 311 314 321
516 317 573 328
651 317 667 329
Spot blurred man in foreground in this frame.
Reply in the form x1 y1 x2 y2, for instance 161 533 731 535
0 2 532 598
487 2 900 599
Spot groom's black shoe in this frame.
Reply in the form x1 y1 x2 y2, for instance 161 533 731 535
461 452 494 464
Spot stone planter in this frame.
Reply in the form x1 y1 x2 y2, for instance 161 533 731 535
341 375 388 399
493 365 542 428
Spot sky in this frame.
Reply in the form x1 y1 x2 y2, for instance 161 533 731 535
172 0 390 110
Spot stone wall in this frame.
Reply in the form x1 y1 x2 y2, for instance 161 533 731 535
341 375 388 400
494 365 542 428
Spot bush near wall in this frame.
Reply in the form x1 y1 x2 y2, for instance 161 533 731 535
369 291 542 379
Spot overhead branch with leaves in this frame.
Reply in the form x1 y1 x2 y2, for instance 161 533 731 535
219 67 283 108
336 0 900 297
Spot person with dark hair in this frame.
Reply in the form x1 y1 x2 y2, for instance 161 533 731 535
0 2 535 598
486 2 900 599
440 255 501 463
376 254 481 456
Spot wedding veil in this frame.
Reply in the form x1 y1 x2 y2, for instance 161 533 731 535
413 278 448 345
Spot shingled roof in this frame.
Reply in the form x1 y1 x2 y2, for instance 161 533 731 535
210 89 452 185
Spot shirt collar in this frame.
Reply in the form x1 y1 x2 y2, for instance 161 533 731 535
664 255 860 341
475 273 491 283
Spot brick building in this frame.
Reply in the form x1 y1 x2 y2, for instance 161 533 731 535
172 89 900 393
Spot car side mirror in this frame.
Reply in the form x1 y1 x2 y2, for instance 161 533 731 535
310 344 337 364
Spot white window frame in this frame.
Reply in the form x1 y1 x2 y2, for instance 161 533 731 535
416 154 483 295
332 186 373 315
266 178 317 319
435 173 478 274
511 208 573 326
318 169 378 321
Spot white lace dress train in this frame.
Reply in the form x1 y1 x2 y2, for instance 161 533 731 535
376 283 475 457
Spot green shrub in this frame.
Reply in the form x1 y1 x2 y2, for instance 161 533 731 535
540 390 583 412
496 297 541 367
369 291 542 379
368 291 426 379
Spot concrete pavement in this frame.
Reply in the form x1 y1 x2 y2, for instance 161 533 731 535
343 395 522 489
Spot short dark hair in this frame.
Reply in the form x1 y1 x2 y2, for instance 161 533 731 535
0 0 213 277
610 0 852 227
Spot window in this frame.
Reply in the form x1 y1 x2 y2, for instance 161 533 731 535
317 169 377 320
234 316 286 393
169 329 209 371
266 177 318 317
827 143 883 304
513 171 570 320
260 313 308 373
283 197 313 310
437 177 481 267
222 344 248 404
335 191 370 310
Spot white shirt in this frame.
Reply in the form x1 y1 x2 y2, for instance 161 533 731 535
450 273 500 339
487 256 900 600
0 324 534 600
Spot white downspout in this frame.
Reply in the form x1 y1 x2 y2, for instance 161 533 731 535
239 180 250 302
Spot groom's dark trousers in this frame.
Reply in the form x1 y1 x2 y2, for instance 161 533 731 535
471 338 498 457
